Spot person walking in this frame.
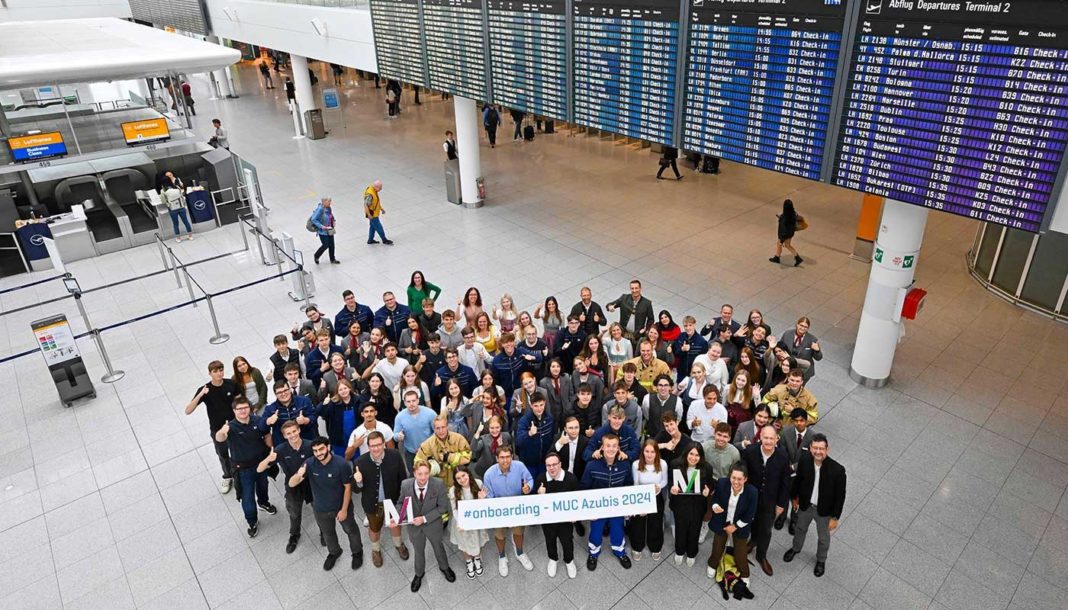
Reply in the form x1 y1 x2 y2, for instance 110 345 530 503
656 146 682 180
770 199 803 266
483 104 501 148
510 108 525 140
259 61 275 89
288 437 365 571
309 197 339 264
396 461 456 591
363 180 393 245
181 80 196 116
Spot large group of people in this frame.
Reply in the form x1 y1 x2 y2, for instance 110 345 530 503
185 276 846 597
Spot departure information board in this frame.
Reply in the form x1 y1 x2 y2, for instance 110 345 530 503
683 0 846 180
488 1 568 120
833 1 1068 232
424 0 488 99
369 0 428 87
572 0 678 144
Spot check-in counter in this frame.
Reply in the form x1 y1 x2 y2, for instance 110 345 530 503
50 213 96 262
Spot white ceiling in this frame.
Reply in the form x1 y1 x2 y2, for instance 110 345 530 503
0 17 241 88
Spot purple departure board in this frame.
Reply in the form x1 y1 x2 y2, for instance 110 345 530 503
832 1 1068 232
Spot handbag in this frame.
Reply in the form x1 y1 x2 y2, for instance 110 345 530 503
796 215 809 231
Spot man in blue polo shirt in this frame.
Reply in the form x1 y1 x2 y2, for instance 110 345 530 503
215 396 276 538
482 444 535 577
258 420 313 553
289 437 364 571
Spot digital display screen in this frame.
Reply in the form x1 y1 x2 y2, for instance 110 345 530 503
369 0 429 86
121 118 170 145
683 0 846 180
488 0 568 120
9 132 67 162
832 0 1068 232
572 0 679 144
424 0 489 99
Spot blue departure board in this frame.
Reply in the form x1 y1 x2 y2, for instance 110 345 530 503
424 0 488 99
488 0 568 120
572 0 678 144
369 0 428 87
833 1 1068 232
683 0 846 180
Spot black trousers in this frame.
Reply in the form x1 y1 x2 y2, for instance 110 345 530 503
315 508 363 557
674 510 703 558
284 488 304 537
486 127 497 146
752 500 777 560
212 435 232 479
627 496 665 553
314 234 336 262
542 522 574 563
657 159 681 179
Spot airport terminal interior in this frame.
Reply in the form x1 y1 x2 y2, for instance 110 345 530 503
3 1 1068 609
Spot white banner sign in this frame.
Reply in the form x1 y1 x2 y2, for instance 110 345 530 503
456 484 657 530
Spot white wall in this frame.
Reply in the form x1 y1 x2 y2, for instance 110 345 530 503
203 0 377 72
0 0 131 21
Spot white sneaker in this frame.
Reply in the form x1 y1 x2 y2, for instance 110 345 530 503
686 557 695 567
674 554 684 566
362 516 369 527
566 561 577 579
498 557 509 577
652 552 661 561
699 526 708 544
633 550 642 561
707 566 716 579
219 478 233 494
547 560 558 578
515 551 534 571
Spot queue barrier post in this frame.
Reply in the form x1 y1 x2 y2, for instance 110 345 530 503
205 295 230 344
182 266 198 308
72 291 125 383
238 217 250 252
155 236 170 271
169 250 182 288
273 238 285 282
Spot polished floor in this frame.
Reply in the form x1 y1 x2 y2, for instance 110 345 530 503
2 62 1068 610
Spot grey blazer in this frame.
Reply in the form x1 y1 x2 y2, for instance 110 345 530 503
471 432 514 479
733 420 763 451
784 333 822 380
539 375 575 428
398 476 450 524
778 424 814 467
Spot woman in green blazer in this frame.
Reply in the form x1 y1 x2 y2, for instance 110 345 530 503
406 270 442 310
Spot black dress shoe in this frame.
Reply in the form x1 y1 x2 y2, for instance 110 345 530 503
410 574 423 592
618 554 632 569
285 535 299 554
367 239 379 244
330 259 340 264
247 523 258 538
351 552 363 570
575 523 585 536
383 239 395 245
323 553 340 571
587 555 598 571
814 561 825 577
774 513 786 530
441 567 456 582
783 548 797 563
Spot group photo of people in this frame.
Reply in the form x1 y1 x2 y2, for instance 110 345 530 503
186 274 846 598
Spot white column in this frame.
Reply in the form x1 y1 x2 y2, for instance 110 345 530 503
205 36 234 98
454 96 483 206
849 198 929 387
291 55 317 134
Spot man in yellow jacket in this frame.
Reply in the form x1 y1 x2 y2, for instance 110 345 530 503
414 416 471 488
364 179 394 245
762 369 818 427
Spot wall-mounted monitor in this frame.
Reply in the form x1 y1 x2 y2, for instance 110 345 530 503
9 132 67 163
121 118 171 146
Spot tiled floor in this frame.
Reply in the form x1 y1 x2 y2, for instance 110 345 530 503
2 63 1068 609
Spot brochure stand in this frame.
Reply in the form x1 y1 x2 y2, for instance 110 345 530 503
31 313 95 407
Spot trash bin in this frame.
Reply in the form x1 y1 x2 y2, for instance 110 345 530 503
304 109 326 140
444 159 461 205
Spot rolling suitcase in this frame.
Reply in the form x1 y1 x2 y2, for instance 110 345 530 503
544 120 555 134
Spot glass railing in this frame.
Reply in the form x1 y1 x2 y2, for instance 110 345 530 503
252 0 369 7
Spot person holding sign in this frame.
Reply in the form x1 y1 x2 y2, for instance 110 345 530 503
628 439 668 562
669 443 714 566
706 463 758 598
580 433 634 571
534 452 580 578
395 461 455 592
288 437 364 571
482 445 535 576
353 431 409 568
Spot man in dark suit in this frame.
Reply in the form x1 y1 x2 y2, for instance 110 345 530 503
569 287 607 336
553 416 589 535
605 280 654 345
706 462 758 596
741 425 791 576
783 433 846 577
395 461 455 591
353 431 410 568
776 408 815 533
783 317 823 381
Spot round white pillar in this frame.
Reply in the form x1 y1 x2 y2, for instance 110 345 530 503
849 198 929 387
453 96 483 207
291 55 318 134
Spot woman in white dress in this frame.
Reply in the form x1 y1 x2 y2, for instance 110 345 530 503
448 464 490 578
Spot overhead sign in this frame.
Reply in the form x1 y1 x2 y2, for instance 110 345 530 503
121 118 171 145
455 484 657 530
31 314 81 367
9 132 67 162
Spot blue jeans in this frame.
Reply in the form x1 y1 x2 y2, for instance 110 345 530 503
588 516 626 558
368 217 387 242
236 466 269 525
169 208 192 236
